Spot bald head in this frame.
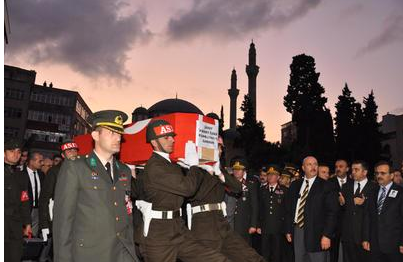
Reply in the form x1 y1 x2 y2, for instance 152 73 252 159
302 156 318 179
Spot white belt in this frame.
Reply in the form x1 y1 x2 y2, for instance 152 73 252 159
186 201 227 230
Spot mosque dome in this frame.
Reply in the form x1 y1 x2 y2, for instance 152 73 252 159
148 98 204 117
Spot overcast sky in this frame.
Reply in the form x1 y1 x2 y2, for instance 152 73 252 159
5 0 403 142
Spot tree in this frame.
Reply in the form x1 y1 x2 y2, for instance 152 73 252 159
236 94 265 169
361 90 382 168
283 54 334 162
334 83 356 160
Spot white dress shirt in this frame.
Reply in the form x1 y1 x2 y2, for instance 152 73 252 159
294 176 317 223
27 167 41 206
354 178 368 194
337 176 347 188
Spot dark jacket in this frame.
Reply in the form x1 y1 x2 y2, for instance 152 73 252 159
188 168 242 241
39 163 61 230
226 176 259 242
21 166 45 211
53 151 138 262
340 179 377 244
363 183 403 254
5 164 31 241
258 184 288 235
285 176 339 252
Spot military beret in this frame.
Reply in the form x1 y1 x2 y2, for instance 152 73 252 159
87 110 128 134
61 139 79 151
4 139 22 151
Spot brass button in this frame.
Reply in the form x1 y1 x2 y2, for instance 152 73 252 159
116 216 119 221
113 186 116 191
93 186 98 190
123 183 127 186
116 232 120 237
269 212 272 215
79 243 84 247
114 202 118 206
270 206 273 209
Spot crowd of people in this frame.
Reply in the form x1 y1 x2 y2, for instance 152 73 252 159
4 109 403 262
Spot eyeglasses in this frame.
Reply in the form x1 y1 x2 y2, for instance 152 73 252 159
375 172 389 176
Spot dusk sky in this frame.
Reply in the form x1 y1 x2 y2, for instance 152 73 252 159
5 0 403 142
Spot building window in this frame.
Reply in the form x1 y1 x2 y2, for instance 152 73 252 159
5 107 23 118
5 88 25 100
5 127 20 138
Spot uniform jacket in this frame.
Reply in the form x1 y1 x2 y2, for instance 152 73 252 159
363 183 403 254
258 184 288 235
4 164 31 241
285 176 339 252
340 179 377 244
53 151 138 262
39 163 61 230
141 152 204 246
226 176 259 240
188 168 242 241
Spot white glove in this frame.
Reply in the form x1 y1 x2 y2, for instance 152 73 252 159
198 164 214 175
213 160 222 176
42 228 50 241
178 141 199 168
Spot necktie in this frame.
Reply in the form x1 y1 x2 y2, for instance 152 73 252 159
296 180 309 228
340 179 345 187
34 171 39 208
105 162 113 182
270 187 274 193
354 182 361 197
377 187 387 214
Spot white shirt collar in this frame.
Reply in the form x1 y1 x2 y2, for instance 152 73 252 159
355 177 368 186
154 150 171 163
269 183 278 189
27 166 36 174
93 150 113 167
381 181 393 192
305 175 317 186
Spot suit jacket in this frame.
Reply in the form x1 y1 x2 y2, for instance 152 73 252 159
39 164 61 230
4 164 31 241
53 151 138 262
340 179 377 244
188 168 242 241
141 152 204 246
258 184 288 235
285 176 339 252
226 177 259 242
21 167 45 211
363 183 403 254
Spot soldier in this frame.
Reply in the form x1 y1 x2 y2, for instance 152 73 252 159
279 169 292 188
4 139 32 262
53 110 139 262
257 165 288 262
225 159 259 246
187 137 265 262
39 140 79 241
137 119 230 262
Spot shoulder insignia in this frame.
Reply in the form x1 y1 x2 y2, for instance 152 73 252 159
77 156 80 159
85 155 89 158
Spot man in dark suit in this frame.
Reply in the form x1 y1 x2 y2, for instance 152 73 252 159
137 119 230 262
362 161 403 262
328 159 351 262
257 165 288 262
53 110 139 262
285 156 339 262
339 160 376 262
4 139 32 262
22 151 45 237
225 159 259 246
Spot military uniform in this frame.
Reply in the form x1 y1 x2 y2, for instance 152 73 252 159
227 175 259 245
5 140 31 262
187 166 265 262
53 110 138 262
258 182 288 262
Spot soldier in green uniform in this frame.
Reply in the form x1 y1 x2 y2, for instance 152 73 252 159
53 110 139 262
4 139 32 262
137 119 231 262
39 140 79 240
187 137 265 262
225 160 259 246
257 165 288 262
